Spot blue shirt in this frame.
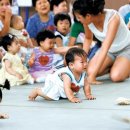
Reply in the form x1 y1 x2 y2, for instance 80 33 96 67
26 13 55 38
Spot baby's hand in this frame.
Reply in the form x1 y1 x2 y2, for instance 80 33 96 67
28 59 34 67
69 97 81 103
86 94 96 100
16 73 23 80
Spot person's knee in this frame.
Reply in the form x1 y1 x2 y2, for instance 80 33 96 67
36 88 42 94
110 71 124 82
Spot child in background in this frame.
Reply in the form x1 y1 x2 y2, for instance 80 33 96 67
26 0 55 46
9 15 34 67
28 29 71 83
0 34 34 87
54 13 71 47
28 47 95 103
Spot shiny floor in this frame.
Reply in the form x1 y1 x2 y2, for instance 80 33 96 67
1 76 130 130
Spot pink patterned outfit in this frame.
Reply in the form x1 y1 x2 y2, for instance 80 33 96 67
29 47 55 82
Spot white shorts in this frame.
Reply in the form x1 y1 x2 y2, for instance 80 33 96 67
41 74 67 100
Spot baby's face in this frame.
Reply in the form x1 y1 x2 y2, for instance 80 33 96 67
57 20 70 35
9 38 21 54
40 38 55 52
13 16 24 30
72 55 87 74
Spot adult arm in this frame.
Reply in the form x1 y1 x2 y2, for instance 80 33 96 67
0 7 12 36
83 24 93 54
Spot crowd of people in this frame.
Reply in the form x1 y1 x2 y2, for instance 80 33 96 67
0 0 130 118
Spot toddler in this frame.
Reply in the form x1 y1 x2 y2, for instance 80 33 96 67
9 15 34 67
29 47 95 103
54 13 71 47
28 29 71 83
0 34 34 86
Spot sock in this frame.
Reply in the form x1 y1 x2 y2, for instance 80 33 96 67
36 77 45 83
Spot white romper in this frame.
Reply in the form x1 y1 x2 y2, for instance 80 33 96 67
41 66 87 100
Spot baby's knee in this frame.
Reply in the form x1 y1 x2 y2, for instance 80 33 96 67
35 88 42 94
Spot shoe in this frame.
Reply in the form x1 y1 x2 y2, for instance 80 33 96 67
116 97 130 105
27 77 34 85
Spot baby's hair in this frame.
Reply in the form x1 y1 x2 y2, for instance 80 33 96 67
10 15 20 27
0 34 16 51
36 29 55 46
65 47 87 66
9 0 12 4
73 0 105 16
54 13 71 27
50 0 67 11
32 0 50 7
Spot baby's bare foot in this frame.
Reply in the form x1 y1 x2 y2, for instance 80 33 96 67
0 114 9 119
28 89 38 101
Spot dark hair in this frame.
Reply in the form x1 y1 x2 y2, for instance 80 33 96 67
0 34 16 51
0 80 10 102
36 30 55 46
65 47 87 66
73 0 105 16
32 0 50 7
54 13 71 27
50 0 67 11
10 0 12 4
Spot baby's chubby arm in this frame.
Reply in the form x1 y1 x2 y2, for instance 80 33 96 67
28 53 35 67
62 74 81 103
4 59 23 79
54 46 79 55
84 77 96 100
